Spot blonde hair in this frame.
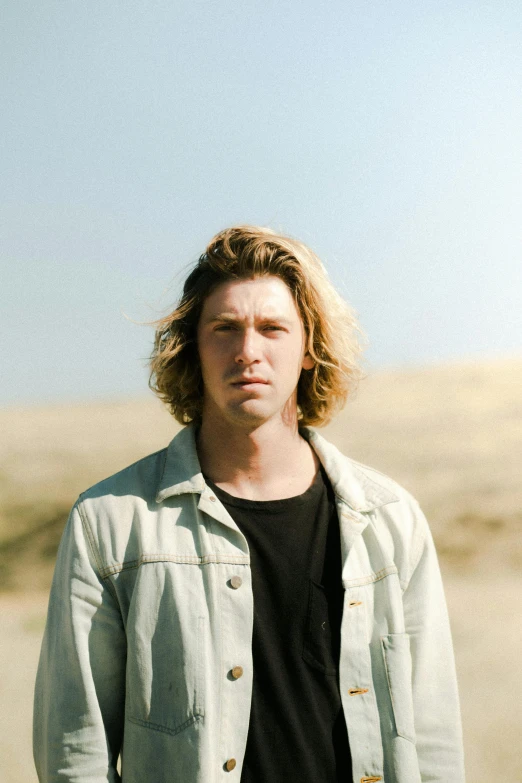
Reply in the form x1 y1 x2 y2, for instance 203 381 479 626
149 225 366 426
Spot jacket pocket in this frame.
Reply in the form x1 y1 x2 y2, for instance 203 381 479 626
302 580 339 676
381 633 416 743
125 566 206 737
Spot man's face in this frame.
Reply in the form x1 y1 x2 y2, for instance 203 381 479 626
197 275 314 430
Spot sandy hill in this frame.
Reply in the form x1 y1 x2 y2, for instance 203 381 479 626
1 356 520 590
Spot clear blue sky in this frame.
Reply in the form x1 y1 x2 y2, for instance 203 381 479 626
2 0 521 405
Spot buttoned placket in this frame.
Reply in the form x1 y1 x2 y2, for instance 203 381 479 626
336 499 385 783
198 488 254 778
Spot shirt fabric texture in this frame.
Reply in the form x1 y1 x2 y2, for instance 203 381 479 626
206 466 352 782
33 424 466 783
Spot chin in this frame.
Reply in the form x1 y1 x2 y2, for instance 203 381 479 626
226 401 276 426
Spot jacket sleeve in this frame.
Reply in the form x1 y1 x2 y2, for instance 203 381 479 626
33 500 127 782
403 502 466 782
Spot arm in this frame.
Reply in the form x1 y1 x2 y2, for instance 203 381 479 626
33 501 126 782
403 503 466 782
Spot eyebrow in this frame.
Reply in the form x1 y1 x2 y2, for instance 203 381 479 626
203 313 294 327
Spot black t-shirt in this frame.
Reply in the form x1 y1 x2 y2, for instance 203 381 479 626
205 465 352 782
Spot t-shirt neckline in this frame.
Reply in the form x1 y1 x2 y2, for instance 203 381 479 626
204 465 327 512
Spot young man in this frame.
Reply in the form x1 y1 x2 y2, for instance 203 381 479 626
34 226 465 782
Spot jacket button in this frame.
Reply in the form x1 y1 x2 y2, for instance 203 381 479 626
209 495 217 502
231 666 244 679
225 758 237 771
230 576 242 589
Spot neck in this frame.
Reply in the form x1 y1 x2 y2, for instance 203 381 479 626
196 414 319 500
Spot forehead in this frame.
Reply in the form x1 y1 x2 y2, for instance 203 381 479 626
199 275 301 322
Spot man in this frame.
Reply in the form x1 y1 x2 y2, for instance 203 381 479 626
34 225 465 782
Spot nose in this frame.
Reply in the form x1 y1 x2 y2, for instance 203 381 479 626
235 328 261 365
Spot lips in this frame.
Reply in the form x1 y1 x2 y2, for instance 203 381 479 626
230 377 268 386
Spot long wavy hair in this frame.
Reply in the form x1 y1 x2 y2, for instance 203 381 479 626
149 225 366 426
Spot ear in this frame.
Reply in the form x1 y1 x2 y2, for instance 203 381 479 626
301 352 315 371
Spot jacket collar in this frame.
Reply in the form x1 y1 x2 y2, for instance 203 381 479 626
301 427 398 512
155 423 398 512
156 424 206 502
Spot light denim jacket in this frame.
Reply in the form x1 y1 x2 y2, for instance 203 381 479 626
34 424 465 783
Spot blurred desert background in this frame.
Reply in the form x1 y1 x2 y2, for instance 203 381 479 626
1 355 520 782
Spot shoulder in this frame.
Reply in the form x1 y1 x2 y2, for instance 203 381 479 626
305 427 422 512
73 424 201 535
78 446 168 508
70 446 171 566
346 455 432 584
347 454 422 509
